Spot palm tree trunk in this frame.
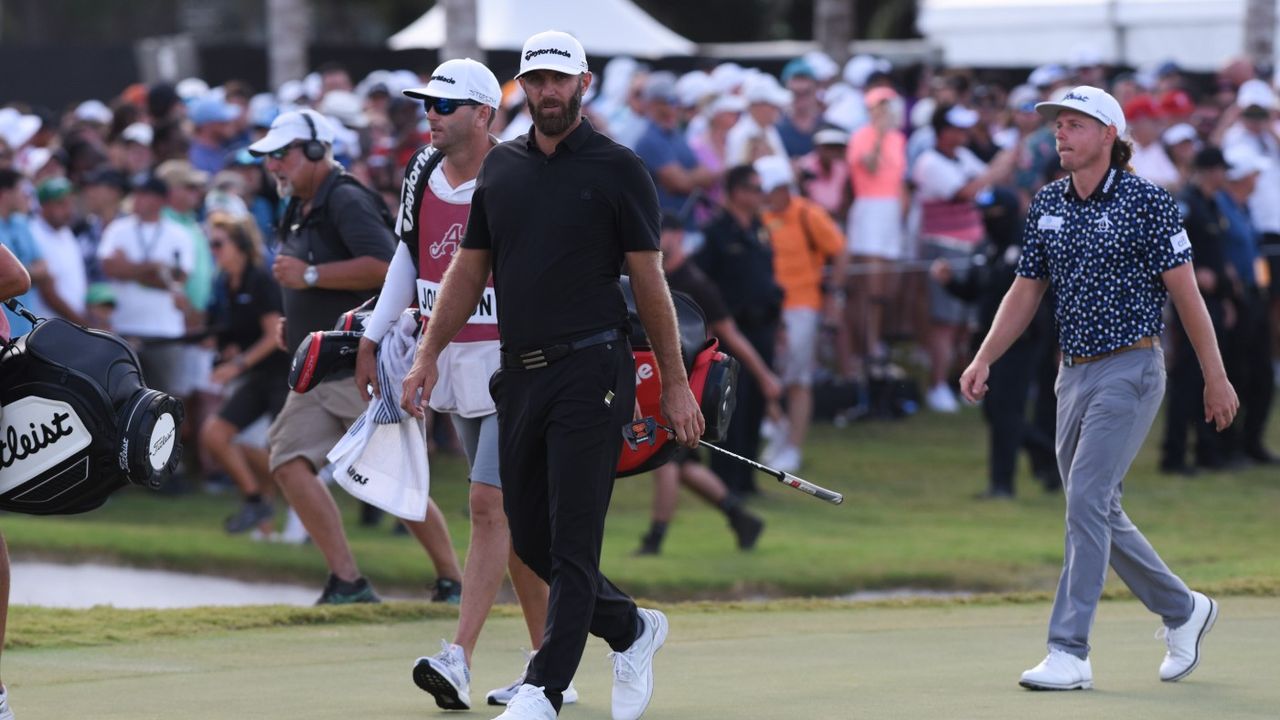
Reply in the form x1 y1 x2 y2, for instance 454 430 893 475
266 0 310 92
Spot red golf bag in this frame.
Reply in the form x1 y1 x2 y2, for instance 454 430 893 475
615 277 739 477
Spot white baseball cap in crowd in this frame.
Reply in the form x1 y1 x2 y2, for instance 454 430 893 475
1224 146 1271 181
943 105 980 129
1035 85 1127 137
247 109 336 156
121 122 154 147
744 74 792 107
1161 122 1198 147
75 99 113 125
1236 78 1277 111
403 58 502 109
754 154 794 193
517 30 589 78
813 126 851 147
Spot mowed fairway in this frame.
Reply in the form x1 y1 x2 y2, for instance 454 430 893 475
6 597 1278 719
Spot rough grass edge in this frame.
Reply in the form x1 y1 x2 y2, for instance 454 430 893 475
9 577 1278 651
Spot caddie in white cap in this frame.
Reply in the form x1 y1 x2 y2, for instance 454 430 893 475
962 82 1237 692
405 26 700 720
374 57 581 713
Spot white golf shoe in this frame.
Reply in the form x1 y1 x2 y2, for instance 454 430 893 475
485 649 578 706
1019 648 1093 690
610 608 668 720
413 640 471 710
491 684 555 720
1158 591 1218 682
0 687 14 720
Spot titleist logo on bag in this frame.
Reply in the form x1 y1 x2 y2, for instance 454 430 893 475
0 396 91 493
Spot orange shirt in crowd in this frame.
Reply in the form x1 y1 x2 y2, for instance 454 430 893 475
847 126 906 199
762 196 846 311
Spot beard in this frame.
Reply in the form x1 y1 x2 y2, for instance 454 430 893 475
275 176 295 199
528 80 583 137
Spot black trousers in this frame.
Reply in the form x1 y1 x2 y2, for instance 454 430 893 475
983 334 1056 494
714 322 776 496
491 340 639 711
1162 313 1224 468
1222 288 1275 458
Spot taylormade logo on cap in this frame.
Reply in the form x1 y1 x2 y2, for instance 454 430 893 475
526 47 572 61
1035 85 1127 137
403 58 502 109
517 30 589 78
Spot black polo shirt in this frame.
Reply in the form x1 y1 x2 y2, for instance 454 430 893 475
693 210 783 330
277 168 396 354
1016 166 1192 357
1175 183 1230 303
462 118 660 351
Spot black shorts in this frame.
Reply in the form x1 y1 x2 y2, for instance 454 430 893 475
218 367 289 430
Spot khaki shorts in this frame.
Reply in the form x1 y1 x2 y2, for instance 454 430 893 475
268 378 367 472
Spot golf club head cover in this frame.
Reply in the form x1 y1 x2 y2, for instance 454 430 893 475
288 330 363 394
0 317 185 515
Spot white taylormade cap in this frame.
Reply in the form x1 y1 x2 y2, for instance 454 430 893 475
247 109 335 156
517 30 589 78
1035 85 1127 137
403 58 502 109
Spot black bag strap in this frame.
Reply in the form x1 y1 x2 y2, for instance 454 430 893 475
396 146 448 269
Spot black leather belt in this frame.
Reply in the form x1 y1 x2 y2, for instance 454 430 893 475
501 329 622 370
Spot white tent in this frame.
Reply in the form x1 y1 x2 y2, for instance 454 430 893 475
918 0 1270 71
388 0 697 58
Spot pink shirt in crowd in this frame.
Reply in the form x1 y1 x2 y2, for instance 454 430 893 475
847 127 906 200
796 152 848 217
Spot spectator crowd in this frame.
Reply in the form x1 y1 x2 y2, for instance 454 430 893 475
0 47 1276 539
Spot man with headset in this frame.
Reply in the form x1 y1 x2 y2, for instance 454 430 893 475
250 109 464 604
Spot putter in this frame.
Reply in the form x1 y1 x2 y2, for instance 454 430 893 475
623 417 844 505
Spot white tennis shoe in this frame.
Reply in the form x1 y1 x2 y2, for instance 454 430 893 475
610 608 668 720
485 650 578 706
1019 648 1093 690
491 684 555 720
1158 591 1218 682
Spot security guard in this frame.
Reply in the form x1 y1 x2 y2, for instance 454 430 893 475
1160 147 1234 474
960 87 1237 691
401 31 702 720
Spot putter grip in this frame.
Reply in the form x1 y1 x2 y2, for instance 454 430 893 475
782 474 844 505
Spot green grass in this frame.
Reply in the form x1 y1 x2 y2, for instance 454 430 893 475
3 408 1278 599
7 598 1280 719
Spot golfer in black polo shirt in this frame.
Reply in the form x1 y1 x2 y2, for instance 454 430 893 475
401 31 703 720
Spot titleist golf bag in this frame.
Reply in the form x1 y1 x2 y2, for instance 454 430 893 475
0 304 184 515
615 277 739 477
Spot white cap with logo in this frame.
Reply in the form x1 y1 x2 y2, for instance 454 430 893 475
247 109 336 156
1035 85 1127 137
403 58 502 109
517 30 589 78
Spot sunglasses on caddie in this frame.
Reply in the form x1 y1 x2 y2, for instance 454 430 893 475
266 143 300 160
422 96 483 115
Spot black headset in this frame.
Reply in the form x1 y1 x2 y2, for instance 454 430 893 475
299 111 327 162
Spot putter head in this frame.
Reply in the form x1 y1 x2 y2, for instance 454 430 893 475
623 416 660 451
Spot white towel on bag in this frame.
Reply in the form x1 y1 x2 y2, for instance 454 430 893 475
328 312 429 520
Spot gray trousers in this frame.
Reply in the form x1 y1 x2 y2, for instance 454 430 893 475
1048 344 1194 659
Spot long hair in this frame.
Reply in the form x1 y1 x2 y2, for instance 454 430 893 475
206 212 264 268
1110 136 1135 173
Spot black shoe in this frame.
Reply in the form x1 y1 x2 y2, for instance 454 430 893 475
634 531 663 556
1245 447 1278 465
729 510 765 550
430 577 462 604
316 574 381 605
974 488 1014 500
224 500 275 534
1158 463 1198 478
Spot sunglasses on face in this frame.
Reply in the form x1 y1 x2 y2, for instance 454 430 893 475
266 143 300 160
422 96 483 115
209 240 225 250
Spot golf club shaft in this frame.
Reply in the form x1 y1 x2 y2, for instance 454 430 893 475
658 424 844 505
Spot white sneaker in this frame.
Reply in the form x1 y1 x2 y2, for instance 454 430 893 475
1158 591 1218 682
1019 649 1093 690
926 383 960 413
486 650 579 706
769 445 801 474
413 640 471 710
491 684 556 720
0 687 14 720
610 608 668 720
